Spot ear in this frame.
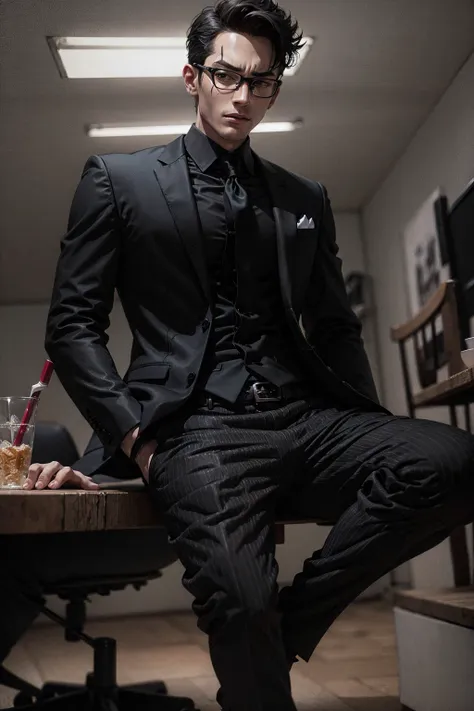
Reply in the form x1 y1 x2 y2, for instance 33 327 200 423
183 64 199 97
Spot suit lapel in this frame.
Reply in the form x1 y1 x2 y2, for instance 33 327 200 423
259 156 320 316
259 157 300 312
274 203 298 312
153 136 211 304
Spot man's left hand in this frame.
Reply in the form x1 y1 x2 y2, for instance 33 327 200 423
24 462 100 490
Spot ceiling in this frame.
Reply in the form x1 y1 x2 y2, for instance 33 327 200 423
1 0 474 304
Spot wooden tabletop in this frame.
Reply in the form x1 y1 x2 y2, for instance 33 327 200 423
0 488 162 535
0 487 327 537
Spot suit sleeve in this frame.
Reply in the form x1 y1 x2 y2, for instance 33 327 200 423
74 432 141 479
45 155 141 455
301 183 380 404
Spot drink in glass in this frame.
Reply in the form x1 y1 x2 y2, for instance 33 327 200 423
0 397 36 488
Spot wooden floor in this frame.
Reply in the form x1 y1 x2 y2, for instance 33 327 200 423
0 599 400 710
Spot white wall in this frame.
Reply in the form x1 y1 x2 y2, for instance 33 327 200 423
335 212 382 395
0 212 386 618
362 52 474 588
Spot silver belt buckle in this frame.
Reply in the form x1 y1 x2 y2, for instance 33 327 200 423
251 381 281 403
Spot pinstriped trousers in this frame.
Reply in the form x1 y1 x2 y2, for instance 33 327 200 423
148 396 474 711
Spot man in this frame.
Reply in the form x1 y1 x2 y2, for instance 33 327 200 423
45 1 474 709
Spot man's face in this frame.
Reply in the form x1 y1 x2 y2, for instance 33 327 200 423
183 31 281 151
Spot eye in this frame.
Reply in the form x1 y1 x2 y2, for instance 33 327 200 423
252 79 272 88
214 70 238 85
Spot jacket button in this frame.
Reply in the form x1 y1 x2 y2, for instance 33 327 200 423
187 372 196 386
202 319 210 332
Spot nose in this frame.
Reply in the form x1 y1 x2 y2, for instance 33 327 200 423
233 81 251 105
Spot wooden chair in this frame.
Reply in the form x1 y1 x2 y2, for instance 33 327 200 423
391 279 472 587
391 280 471 421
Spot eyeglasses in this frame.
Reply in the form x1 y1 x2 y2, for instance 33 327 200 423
193 64 281 98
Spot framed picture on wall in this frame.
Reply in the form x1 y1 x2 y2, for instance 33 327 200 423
403 188 450 316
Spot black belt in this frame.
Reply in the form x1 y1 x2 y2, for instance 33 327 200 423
197 380 311 410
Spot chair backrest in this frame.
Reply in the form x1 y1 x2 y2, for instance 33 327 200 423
32 421 80 467
390 280 465 416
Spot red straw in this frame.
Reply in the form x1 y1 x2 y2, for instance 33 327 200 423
13 360 54 446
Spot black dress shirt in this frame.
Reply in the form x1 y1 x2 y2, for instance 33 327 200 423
184 124 306 402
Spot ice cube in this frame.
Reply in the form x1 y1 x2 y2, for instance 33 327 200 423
8 415 20 426
0 440 11 449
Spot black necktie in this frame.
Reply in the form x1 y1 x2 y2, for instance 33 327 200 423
221 154 256 266
223 156 249 224
220 153 257 316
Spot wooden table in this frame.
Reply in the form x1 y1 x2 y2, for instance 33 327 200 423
0 487 326 541
0 488 161 535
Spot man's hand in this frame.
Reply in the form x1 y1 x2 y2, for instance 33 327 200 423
24 462 100 491
121 426 139 458
121 425 156 481
135 439 158 482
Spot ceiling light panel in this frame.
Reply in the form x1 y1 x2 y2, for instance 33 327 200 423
49 36 313 79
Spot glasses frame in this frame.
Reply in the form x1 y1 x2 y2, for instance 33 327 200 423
193 63 282 98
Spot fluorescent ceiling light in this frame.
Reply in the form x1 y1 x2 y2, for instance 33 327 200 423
48 36 313 79
87 120 302 138
49 37 187 78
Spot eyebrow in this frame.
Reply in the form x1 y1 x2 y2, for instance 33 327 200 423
211 59 276 78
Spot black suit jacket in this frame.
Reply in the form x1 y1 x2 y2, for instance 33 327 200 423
45 135 388 476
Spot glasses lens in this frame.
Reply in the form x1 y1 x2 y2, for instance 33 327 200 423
250 79 278 97
211 68 278 97
212 69 241 91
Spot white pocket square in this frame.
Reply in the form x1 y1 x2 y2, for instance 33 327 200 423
297 215 315 229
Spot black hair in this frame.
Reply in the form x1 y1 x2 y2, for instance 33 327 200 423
186 0 305 76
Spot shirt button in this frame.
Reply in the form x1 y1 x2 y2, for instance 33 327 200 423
202 319 210 332
187 372 196 386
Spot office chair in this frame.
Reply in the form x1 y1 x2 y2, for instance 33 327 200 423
1 422 332 710
0 421 195 710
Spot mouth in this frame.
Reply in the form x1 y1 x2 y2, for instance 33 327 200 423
223 114 250 123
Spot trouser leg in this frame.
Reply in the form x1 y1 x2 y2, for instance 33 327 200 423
277 408 474 661
148 404 300 711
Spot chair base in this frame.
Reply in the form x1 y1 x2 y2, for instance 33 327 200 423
10 685 196 710
0 666 41 699
8 637 196 711
34 680 168 698
4 603 198 711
